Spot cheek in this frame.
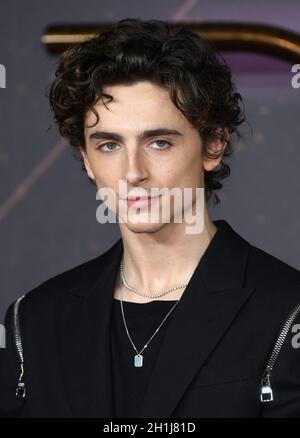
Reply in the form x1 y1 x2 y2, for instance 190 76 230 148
89 158 120 187
95 173 120 191
183 154 203 184
168 157 203 189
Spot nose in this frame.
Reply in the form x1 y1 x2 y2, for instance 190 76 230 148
122 147 148 186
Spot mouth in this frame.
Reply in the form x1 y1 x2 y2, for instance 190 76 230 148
123 195 161 208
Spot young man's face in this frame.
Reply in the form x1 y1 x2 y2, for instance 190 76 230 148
80 80 227 234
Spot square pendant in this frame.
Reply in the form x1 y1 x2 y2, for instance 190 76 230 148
134 354 143 367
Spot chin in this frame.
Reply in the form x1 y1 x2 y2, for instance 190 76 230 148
119 215 169 234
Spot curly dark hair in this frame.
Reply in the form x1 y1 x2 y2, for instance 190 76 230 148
48 17 246 205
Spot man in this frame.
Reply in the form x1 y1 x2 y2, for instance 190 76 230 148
0 18 300 418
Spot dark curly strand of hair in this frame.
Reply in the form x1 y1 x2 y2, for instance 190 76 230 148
48 18 246 205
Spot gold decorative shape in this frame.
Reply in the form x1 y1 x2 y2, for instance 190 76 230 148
41 22 300 62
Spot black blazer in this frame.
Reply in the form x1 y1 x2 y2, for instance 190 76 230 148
1 219 300 418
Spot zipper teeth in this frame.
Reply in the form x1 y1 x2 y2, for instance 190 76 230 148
263 302 300 379
12 295 25 365
10 294 300 397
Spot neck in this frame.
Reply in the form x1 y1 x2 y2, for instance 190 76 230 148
116 205 218 303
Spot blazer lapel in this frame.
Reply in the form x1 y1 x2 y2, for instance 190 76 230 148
59 219 255 418
139 220 256 418
59 238 123 418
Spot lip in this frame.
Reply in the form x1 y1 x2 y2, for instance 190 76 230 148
124 196 160 209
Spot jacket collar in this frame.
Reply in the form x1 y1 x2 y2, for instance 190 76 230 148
60 219 255 418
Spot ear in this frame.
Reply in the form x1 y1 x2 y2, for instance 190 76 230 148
79 145 96 181
203 127 230 172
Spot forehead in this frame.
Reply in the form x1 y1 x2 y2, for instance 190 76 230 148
84 81 189 133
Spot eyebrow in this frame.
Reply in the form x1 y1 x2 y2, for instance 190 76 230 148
88 128 184 143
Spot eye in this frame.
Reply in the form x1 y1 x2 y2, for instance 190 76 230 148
151 139 172 150
97 142 120 152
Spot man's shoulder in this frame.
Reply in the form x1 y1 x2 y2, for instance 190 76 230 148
247 243 300 286
221 219 299 289
246 243 300 311
14 239 121 311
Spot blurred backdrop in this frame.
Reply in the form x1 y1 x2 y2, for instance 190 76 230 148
0 0 299 322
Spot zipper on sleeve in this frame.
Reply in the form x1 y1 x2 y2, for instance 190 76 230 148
260 301 300 403
12 295 26 398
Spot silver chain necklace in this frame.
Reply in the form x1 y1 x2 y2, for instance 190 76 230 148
120 257 188 298
119 258 183 367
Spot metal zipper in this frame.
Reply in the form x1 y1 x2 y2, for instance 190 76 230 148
12 295 26 398
260 301 300 403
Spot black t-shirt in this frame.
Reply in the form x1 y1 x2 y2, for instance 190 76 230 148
110 298 178 418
